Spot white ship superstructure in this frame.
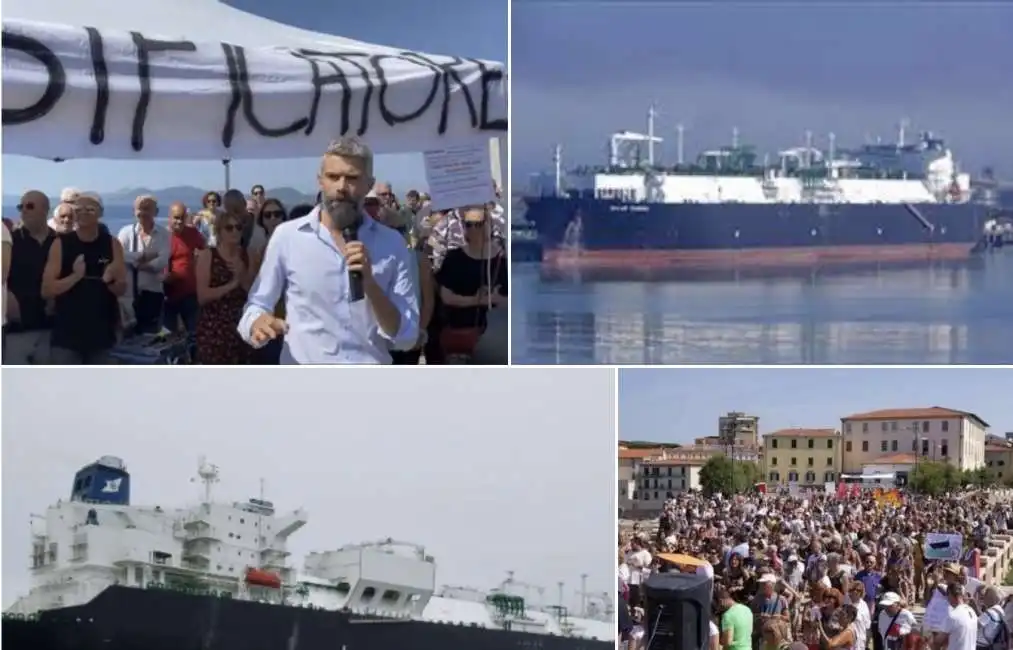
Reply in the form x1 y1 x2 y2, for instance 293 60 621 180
7 456 612 642
535 107 974 206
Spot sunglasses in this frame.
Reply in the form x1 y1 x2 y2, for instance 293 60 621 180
252 190 264 196
17 202 34 211
221 224 242 233
464 220 487 229
262 210 284 219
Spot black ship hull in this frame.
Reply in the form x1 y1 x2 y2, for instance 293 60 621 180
2 587 610 650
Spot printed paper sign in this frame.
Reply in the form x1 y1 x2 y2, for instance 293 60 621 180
423 144 495 211
924 532 963 561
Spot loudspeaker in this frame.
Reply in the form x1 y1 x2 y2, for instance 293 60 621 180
643 572 712 650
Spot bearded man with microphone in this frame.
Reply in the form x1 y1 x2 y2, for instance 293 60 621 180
238 137 419 364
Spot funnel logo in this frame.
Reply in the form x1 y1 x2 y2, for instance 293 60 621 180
102 478 122 493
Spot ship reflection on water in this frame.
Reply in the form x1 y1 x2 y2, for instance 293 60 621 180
511 253 1013 365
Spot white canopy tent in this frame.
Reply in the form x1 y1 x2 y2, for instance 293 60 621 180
1 0 507 161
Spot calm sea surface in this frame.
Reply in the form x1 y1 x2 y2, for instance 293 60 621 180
511 253 1013 365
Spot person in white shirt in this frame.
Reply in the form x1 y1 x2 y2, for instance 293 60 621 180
878 592 917 650
935 583 978 650
976 586 1007 650
848 582 871 650
117 195 170 333
625 539 652 607
927 565 965 635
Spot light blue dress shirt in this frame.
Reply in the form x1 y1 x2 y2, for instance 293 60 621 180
237 208 420 364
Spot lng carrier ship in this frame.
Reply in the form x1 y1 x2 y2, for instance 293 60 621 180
522 107 1000 267
2 456 612 650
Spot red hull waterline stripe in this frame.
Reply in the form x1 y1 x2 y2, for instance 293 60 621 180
543 243 974 269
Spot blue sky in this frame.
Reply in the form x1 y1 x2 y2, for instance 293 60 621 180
513 1 1013 181
619 368 1013 443
2 0 506 195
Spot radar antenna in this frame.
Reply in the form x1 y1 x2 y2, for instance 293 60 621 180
194 456 220 504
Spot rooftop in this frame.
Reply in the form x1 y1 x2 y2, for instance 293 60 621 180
765 428 838 438
618 448 665 461
841 407 989 428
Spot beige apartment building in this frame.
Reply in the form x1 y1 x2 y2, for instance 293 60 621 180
985 439 1013 482
762 428 841 486
840 407 989 473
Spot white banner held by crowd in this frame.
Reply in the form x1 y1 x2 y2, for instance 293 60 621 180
1 18 508 160
423 143 495 211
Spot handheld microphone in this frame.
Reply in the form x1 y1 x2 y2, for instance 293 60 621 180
343 223 365 302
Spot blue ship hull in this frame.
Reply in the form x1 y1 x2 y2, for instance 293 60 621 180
523 197 987 254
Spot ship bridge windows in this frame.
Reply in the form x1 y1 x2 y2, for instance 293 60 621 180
381 589 401 604
361 586 376 603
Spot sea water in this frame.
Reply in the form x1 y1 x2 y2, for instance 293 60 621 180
511 253 1013 365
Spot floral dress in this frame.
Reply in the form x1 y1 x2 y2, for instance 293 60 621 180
195 248 250 364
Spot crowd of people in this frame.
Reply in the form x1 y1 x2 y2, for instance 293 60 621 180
1 137 508 365
618 488 1013 650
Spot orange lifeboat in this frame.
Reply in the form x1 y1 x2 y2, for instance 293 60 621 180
245 567 281 589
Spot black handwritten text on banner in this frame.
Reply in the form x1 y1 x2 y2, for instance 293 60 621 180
0 20 507 160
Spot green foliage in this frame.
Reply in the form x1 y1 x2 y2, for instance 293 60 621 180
698 456 762 496
908 461 997 495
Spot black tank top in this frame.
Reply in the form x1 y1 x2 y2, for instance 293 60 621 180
51 231 119 353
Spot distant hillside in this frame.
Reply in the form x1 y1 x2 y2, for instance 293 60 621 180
4 186 316 208
619 440 683 449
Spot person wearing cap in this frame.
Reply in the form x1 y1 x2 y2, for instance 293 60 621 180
751 574 788 649
877 592 916 650
935 582 977 650
926 564 966 639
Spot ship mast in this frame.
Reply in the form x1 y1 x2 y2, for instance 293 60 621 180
731 126 739 149
647 104 657 167
196 456 220 505
552 144 563 196
676 123 685 165
898 117 910 147
258 477 266 570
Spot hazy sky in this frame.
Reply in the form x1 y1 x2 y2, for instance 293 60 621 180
619 368 1013 443
1 0 507 195
513 2 1013 181
1 368 614 610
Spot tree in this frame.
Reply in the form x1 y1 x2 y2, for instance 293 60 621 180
699 456 762 496
908 461 991 495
